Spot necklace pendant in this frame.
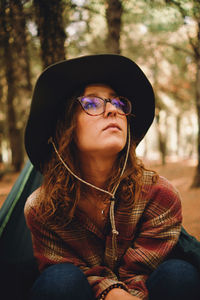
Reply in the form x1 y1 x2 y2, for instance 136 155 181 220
101 209 104 215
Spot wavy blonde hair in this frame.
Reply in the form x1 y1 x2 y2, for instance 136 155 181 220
34 92 157 230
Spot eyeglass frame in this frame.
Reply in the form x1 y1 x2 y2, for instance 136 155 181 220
76 95 132 116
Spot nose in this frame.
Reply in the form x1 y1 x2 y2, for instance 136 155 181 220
104 101 117 117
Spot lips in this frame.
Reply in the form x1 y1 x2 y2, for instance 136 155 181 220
103 123 121 131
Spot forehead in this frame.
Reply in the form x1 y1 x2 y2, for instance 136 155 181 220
84 83 116 95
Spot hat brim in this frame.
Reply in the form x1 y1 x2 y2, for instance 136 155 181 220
25 54 155 170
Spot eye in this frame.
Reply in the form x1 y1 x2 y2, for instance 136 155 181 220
81 97 101 110
111 98 125 110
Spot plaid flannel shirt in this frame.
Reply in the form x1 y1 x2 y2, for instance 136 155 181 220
24 171 182 300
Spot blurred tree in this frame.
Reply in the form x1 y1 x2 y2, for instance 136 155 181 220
0 0 32 172
105 0 123 54
33 0 67 68
0 0 198 173
0 69 4 165
121 1 187 162
152 56 168 165
164 0 200 187
156 44 195 161
122 1 198 164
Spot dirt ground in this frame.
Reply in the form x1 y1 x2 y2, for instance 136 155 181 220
0 160 200 240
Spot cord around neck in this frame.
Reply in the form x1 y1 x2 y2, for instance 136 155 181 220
48 125 130 200
48 125 131 264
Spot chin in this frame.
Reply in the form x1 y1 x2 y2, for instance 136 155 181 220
102 141 126 154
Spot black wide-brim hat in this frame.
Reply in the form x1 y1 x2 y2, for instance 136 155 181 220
25 54 155 171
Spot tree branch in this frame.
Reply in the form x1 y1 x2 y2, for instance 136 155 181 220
157 41 194 57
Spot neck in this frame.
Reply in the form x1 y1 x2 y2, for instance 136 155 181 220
79 153 117 189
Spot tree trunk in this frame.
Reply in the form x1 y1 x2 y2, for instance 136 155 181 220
0 76 3 164
0 131 2 164
105 0 123 54
5 36 24 172
155 113 167 165
176 115 181 157
9 0 32 156
33 0 66 68
0 0 31 171
191 21 200 187
10 0 32 92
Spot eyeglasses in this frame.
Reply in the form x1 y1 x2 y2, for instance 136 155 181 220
77 95 132 116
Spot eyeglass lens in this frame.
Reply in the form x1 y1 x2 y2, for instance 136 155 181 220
79 96 131 115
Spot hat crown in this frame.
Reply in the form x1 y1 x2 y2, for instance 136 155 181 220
25 54 155 171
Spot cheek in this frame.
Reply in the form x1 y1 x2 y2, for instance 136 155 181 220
75 115 96 149
75 118 85 147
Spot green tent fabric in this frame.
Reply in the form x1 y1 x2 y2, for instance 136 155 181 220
0 160 200 300
0 160 43 300
170 227 200 272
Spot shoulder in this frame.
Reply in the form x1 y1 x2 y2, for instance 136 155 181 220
141 170 181 208
142 170 179 194
24 187 42 222
138 171 182 226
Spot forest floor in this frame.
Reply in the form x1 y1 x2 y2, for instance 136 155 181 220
0 159 200 240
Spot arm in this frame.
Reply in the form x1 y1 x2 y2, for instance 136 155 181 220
118 176 182 299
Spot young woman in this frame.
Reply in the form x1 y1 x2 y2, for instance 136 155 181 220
24 54 200 300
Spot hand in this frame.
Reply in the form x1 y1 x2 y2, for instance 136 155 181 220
104 288 140 300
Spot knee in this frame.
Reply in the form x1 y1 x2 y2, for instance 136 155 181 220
167 259 199 286
30 263 93 300
147 259 200 300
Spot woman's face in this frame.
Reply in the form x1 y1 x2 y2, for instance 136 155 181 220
75 84 128 159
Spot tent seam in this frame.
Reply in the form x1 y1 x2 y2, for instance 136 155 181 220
0 163 34 237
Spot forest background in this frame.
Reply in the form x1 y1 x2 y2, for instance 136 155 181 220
0 0 200 237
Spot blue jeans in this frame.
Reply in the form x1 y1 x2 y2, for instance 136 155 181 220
146 259 200 300
30 259 200 300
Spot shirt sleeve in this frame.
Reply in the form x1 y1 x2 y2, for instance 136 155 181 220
24 193 128 300
118 176 182 300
